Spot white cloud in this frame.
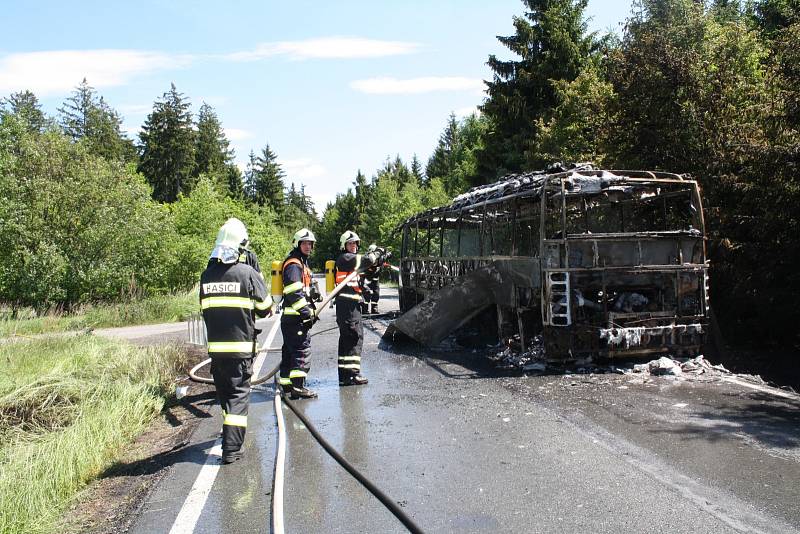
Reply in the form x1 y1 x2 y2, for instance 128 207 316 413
350 76 484 95
224 128 253 141
226 37 421 61
280 158 327 180
0 49 190 96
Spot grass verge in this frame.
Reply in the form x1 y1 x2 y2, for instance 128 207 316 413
0 335 188 534
0 290 198 338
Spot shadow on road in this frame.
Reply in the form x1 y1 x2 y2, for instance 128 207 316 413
649 391 800 449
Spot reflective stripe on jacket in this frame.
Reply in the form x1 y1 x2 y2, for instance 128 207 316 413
200 261 271 358
335 252 376 302
281 249 313 318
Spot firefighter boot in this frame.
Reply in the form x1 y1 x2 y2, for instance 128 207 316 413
221 450 243 464
290 377 318 400
340 374 369 386
280 382 294 398
370 304 378 315
360 302 369 314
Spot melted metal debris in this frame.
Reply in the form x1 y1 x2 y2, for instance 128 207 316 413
488 335 546 371
449 164 602 208
489 343 777 387
599 324 704 350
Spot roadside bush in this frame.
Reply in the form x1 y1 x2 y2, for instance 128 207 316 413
0 117 175 311
168 176 290 289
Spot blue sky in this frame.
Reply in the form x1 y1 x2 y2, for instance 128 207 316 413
1 0 633 211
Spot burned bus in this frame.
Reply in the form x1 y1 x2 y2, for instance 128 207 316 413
393 165 708 360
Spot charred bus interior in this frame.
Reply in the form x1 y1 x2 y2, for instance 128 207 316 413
393 166 709 360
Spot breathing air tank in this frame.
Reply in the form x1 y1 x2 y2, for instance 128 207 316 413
271 260 283 305
325 260 336 294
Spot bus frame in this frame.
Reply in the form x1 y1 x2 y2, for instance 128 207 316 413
396 166 709 359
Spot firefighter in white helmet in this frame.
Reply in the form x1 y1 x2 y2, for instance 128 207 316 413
334 231 387 386
200 218 273 464
278 228 318 399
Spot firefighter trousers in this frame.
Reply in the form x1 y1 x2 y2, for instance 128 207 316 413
336 299 363 380
365 278 380 304
280 316 312 387
210 357 253 453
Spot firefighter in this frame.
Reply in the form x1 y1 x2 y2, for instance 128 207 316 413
200 218 273 464
335 231 386 386
360 243 382 315
279 228 318 399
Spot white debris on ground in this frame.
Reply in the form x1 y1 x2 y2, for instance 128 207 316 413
489 339 781 388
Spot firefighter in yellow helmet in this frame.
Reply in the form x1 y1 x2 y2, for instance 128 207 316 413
278 228 318 399
334 231 386 386
200 218 273 464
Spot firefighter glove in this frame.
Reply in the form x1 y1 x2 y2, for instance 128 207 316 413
310 279 323 302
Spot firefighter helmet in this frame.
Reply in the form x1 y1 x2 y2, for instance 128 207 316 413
210 218 248 263
292 228 316 248
340 231 360 250
215 218 249 249
367 243 377 252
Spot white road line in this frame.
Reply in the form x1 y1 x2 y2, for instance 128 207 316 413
253 317 282 378
272 392 287 534
167 440 222 534
721 376 799 401
168 316 282 534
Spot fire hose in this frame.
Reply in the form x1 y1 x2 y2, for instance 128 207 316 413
276 390 426 534
185 261 425 532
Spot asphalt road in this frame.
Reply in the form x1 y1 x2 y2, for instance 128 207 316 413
129 289 800 534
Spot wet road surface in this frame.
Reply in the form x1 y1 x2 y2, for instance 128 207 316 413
131 289 800 533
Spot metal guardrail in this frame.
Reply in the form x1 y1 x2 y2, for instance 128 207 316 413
187 312 207 346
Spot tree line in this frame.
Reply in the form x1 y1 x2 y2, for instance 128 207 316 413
0 81 315 312
2 0 798 349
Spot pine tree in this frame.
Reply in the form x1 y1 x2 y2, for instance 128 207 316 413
138 83 196 202
243 150 258 200
58 78 94 140
225 164 245 199
426 113 460 182
479 0 594 177
58 79 135 161
393 155 416 189
287 182 302 210
299 184 317 219
1 90 47 132
410 154 425 185
195 102 233 181
250 144 285 211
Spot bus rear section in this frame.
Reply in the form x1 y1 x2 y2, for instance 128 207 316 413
541 172 708 359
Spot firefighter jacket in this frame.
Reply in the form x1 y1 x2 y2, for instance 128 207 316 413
335 252 378 303
281 248 313 320
200 260 272 358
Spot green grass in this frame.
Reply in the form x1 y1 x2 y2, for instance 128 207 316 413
0 290 199 338
0 335 188 534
